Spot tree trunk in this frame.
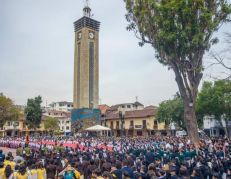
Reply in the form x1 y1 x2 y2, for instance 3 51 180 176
184 104 200 147
171 61 200 148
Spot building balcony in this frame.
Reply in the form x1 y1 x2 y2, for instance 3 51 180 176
153 125 158 130
5 126 20 130
129 125 134 130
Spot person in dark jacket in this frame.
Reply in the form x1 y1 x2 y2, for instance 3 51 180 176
46 159 56 179
102 158 112 173
158 169 166 179
83 156 90 179
199 160 206 176
169 167 178 179
111 164 122 179
87 159 98 179
75 157 84 176
120 160 133 179
145 148 155 167
136 158 141 173
126 152 133 168
132 166 139 177
140 166 147 179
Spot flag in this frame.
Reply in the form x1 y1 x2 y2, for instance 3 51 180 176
25 130 29 144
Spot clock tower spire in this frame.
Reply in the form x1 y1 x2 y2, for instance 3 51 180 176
73 2 100 109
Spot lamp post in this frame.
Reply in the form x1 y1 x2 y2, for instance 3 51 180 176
118 107 125 149
13 122 18 137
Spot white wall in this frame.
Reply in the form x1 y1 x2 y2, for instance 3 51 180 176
59 118 71 133
49 102 73 112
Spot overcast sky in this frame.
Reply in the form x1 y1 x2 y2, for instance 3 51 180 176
0 0 231 107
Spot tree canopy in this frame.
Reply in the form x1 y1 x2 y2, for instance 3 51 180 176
124 0 231 145
156 95 203 131
156 96 185 130
44 117 59 132
197 79 231 136
0 93 20 126
24 96 42 130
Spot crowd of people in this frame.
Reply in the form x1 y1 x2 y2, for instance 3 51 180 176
0 135 231 179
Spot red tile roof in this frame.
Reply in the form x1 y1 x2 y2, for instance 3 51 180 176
144 105 158 110
98 104 110 110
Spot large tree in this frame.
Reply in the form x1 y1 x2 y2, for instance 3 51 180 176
24 96 42 130
44 117 59 133
0 93 20 126
197 79 231 136
124 0 231 145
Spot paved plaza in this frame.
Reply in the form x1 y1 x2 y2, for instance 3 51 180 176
0 147 16 156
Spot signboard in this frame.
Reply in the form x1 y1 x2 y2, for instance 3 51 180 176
135 125 142 128
71 108 101 123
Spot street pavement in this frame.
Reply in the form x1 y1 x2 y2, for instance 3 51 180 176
0 147 16 156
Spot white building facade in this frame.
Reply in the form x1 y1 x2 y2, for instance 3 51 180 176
49 101 73 112
203 116 231 137
43 110 72 135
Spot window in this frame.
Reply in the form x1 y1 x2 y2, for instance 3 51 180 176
62 121 64 124
66 121 69 123
122 105 125 108
7 122 12 126
48 113 50 115
62 126 64 130
143 120 146 125
61 113 62 116
127 105 131 108
67 105 70 107
14 122 19 126
66 126 69 130
72 105 73 107
154 120 158 126
111 121 114 127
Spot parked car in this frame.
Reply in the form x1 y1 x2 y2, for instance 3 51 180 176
176 130 205 137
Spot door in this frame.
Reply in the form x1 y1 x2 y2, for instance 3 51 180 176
143 120 146 128
130 121 134 130
116 121 119 129
137 130 142 136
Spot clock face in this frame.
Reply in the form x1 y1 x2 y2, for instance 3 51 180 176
89 32 94 39
78 32 82 40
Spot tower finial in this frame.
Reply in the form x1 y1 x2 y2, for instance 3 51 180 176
82 0 91 18
83 0 90 7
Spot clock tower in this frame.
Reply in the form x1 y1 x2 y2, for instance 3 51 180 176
73 5 100 109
